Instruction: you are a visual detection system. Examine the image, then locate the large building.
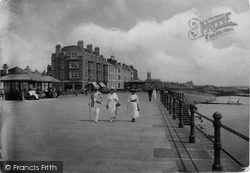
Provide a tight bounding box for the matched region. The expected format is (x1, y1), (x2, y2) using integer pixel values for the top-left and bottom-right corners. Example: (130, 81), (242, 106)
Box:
(51, 40), (108, 93)
(107, 56), (136, 90)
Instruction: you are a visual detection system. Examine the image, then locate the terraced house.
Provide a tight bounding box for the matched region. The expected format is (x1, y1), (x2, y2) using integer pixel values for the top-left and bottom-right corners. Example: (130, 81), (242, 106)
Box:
(51, 40), (108, 93)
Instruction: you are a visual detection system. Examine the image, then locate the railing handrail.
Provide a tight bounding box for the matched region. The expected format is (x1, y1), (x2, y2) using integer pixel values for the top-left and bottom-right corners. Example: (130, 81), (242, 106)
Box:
(192, 107), (249, 142)
(166, 91), (249, 142)
(160, 90), (248, 170)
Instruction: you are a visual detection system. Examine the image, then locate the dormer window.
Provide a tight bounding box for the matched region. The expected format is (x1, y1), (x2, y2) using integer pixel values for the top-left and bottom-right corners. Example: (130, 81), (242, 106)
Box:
(69, 52), (77, 59)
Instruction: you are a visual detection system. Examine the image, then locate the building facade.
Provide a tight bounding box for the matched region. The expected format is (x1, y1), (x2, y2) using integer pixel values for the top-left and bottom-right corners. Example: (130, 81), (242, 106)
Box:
(107, 62), (117, 89)
(107, 56), (136, 90)
(51, 40), (108, 93)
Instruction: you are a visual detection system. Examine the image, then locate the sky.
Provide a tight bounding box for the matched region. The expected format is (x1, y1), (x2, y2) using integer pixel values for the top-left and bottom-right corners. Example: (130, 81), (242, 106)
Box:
(0, 0), (249, 86)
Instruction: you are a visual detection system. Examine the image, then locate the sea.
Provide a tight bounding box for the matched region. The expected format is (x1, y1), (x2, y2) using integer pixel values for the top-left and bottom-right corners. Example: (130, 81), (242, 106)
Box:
(195, 96), (249, 167)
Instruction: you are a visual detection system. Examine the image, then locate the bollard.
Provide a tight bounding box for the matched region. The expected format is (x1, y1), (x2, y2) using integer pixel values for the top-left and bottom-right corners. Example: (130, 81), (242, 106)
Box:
(164, 92), (167, 107)
(189, 104), (197, 143)
(212, 111), (223, 171)
(169, 96), (172, 114)
(179, 100), (184, 128)
(173, 98), (176, 119)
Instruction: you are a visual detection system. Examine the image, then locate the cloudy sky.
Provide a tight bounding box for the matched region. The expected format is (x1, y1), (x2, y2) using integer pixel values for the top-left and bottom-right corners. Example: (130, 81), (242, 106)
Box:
(0, 0), (249, 86)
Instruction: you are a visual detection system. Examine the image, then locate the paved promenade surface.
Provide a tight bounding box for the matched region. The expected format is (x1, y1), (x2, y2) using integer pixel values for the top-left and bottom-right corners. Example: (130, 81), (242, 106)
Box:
(1, 92), (242, 172)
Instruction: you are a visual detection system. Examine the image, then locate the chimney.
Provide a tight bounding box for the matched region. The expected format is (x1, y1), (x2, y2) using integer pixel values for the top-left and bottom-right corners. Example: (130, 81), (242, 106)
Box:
(55, 44), (61, 57)
(77, 40), (84, 51)
(94, 47), (100, 56)
(87, 44), (93, 54)
(2, 64), (8, 75)
(111, 55), (115, 60)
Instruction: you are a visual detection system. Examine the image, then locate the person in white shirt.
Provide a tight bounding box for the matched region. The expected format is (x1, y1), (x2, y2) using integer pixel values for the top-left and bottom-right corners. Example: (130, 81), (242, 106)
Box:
(127, 89), (140, 122)
(106, 86), (119, 122)
(89, 87), (103, 123)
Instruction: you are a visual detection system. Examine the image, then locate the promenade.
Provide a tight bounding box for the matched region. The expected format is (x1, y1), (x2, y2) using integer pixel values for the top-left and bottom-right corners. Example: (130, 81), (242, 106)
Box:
(1, 92), (242, 172)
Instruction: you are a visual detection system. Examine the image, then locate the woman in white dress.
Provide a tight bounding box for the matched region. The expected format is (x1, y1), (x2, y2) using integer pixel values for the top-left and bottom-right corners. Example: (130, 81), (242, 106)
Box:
(127, 89), (140, 122)
(152, 88), (157, 101)
(106, 86), (118, 122)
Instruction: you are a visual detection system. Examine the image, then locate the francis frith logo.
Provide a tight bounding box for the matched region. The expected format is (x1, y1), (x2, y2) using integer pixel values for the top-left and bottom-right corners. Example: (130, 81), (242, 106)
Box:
(188, 12), (237, 40)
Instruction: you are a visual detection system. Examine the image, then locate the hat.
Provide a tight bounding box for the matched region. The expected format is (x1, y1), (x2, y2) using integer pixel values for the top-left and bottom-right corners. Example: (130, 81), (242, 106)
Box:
(130, 88), (136, 92)
(110, 86), (116, 90)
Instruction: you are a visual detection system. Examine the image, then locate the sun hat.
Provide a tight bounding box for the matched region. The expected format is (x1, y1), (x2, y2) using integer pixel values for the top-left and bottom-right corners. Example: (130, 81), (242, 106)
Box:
(130, 88), (136, 92)
(110, 86), (116, 90)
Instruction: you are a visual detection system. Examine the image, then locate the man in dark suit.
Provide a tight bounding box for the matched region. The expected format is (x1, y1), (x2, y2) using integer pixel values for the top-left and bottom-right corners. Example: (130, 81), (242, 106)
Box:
(147, 87), (153, 102)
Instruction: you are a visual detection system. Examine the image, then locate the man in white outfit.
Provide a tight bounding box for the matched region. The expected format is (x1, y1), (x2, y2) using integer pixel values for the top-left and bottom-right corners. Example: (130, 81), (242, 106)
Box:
(106, 86), (118, 122)
(89, 87), (103, 123)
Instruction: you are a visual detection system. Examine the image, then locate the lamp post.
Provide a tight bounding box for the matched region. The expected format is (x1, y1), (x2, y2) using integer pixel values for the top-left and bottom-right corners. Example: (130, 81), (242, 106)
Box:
(88, 77), (91, 94)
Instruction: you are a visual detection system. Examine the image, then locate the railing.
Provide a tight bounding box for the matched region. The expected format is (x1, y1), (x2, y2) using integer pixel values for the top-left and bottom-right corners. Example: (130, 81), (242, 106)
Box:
(160, 90), (249, 171)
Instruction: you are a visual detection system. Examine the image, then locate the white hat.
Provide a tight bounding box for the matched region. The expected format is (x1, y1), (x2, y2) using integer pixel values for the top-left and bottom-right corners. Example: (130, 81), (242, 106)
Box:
(110, 86), (116, 90)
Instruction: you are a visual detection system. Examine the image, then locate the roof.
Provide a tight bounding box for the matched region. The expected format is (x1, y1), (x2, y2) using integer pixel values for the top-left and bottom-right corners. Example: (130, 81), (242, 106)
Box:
(1, 73), (61, 82)
(107, 62), (116, 67)
(61, 45), (83, 53)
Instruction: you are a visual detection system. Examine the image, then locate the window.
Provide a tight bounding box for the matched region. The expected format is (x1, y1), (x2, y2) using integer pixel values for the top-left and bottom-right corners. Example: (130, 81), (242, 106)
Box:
(61, 61), (64, 69)
(69, 61), (79, 69)
(70, 52), (77, 59)
(52, 61), (55, 70)
(61, 71), (64, 79)
(118, 75), (120, 80)
(118, 83), (120, 88)
(4, 82), (10, 93)
(69, 71), (79, 78)
(118, 69), (120, 73)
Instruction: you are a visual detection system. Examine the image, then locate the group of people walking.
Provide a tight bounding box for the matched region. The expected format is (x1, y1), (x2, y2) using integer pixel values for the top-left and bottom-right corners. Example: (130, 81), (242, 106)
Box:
(89, 87), (141, 123)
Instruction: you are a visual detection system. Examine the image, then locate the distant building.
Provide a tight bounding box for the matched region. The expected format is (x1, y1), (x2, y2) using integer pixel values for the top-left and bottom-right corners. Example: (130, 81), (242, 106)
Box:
(51, 40), (108, 93)
(107, 56), (137, 90)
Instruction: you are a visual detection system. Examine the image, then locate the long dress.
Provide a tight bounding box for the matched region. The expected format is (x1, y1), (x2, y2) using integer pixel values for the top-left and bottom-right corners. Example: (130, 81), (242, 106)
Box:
(152, 89), (157, 100)
(107, 93), (118, 118)
(127, 94), (139, 118)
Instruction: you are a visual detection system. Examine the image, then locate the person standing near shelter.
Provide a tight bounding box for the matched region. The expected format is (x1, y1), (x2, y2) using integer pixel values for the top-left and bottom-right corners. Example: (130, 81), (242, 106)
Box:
(106, 86), (118, 122)
(152, 88), (157, 101)
(89, 87), (103, 123)
(147, 87), (153, 102)
(127, 89), (140, 122)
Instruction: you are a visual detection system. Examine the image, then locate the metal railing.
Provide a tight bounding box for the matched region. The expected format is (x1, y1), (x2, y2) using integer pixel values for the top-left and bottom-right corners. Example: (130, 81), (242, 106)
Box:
(160, 90), (249, 171)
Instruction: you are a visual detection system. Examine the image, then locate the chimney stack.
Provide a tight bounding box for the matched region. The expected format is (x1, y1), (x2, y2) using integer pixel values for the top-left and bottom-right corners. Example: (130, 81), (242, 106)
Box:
(87, 44), (93, 54)
(94, 47), (100, 56)
(2, 64), (8, 75)
(77, 40), (84, 51)
(55, 44), (61, 57)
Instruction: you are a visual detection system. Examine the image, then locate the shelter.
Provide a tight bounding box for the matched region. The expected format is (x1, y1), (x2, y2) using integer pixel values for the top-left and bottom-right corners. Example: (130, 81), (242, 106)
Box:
(1, 67), (61, 100)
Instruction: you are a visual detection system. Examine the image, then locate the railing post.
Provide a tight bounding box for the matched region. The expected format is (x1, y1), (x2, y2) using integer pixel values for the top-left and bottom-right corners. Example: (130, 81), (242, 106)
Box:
(189, 104), (197, 143)
(164, 92), (167, 107)
(169, 96), (172, 114)
(173, 98), (176, 119)
(166, 94), (169, 110)
(179, 100), (184, 128)
(212, 111), (223, 172)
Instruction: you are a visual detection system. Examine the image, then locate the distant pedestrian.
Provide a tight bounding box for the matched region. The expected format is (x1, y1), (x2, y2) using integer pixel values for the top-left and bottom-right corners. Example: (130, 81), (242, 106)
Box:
(127, 89), (140, 122)
(106, 86), (118, 122)
(89, 87), (103, 123)
(152, 88), (157, 101)
(147, 87), (153, 102)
